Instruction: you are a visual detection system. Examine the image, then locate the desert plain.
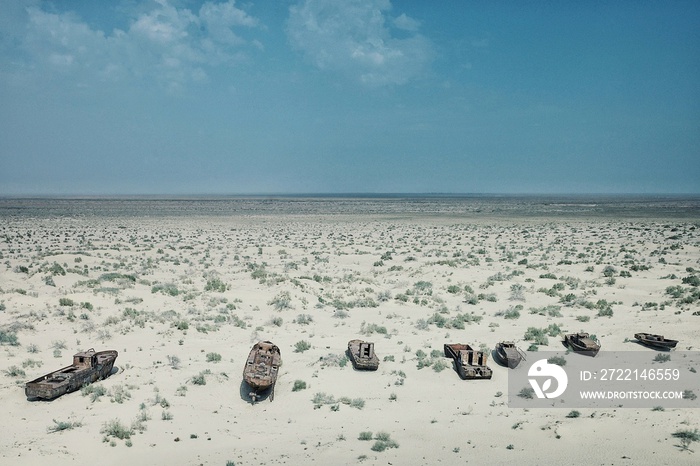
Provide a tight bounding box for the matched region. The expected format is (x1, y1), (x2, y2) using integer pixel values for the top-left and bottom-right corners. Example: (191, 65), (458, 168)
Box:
(0, 197), (699, 465)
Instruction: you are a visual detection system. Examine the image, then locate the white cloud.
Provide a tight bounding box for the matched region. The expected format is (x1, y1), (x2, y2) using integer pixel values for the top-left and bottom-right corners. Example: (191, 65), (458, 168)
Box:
(13, 0), (260, 91)
(287, 0), (433, 86)
(393, 13), (420, 32)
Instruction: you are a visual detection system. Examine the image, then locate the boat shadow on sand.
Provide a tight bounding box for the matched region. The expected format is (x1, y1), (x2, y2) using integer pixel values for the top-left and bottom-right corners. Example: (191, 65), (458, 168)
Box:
(239, 380), (273, 404)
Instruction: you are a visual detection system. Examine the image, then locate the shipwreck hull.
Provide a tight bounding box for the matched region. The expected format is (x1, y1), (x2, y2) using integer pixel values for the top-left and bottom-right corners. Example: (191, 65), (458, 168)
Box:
(444, 344), (492, 380)
(634, 333), (678, 349)
(495, 342), (525, 369)
(347, 339), (379, 371)
(25, 349), (118, 400)
(565, 333), (600, 356)
(243, 341), (281, 401)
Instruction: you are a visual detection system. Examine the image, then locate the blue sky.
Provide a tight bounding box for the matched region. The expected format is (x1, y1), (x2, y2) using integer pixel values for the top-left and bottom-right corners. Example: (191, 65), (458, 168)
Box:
(0, 0), (698, 195)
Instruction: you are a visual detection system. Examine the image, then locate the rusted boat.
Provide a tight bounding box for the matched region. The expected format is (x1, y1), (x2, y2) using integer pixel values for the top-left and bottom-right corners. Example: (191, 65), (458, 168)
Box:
(347, 339), (379, 371)
(444, 343), (492, 380)
(564, 332), (600, 356)
(495, 341), (526, 369)
(25, 348), (118, 400)
(243, 341), (281, 402)
(634, 333), (678, 350)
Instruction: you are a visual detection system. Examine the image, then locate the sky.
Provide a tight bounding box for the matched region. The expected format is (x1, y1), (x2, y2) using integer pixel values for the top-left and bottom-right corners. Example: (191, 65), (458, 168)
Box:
(0, 0), (699, 195)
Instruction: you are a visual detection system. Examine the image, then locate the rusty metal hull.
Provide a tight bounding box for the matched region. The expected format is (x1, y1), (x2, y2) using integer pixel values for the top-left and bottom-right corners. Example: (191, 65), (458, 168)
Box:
(495, 341), (525, 369)
(444, 343), (492, 380)
(25, 349), (118, 400)
(565, 333), (600, 356)
(347, 339), (379, 371)
(243, 341), (281, 401)
(634, 333), (678, 349)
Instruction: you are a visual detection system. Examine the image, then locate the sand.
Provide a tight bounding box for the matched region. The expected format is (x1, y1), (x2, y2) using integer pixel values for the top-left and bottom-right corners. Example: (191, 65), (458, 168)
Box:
(1, 211), (699, 465)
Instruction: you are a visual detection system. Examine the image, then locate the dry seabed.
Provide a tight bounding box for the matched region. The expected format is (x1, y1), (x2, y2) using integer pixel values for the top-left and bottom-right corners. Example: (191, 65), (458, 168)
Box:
(1, 215), (699, 465)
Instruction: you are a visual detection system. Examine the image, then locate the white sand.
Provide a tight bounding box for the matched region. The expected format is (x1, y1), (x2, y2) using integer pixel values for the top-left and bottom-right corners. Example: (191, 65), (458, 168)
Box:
(1, 214), (699, 465)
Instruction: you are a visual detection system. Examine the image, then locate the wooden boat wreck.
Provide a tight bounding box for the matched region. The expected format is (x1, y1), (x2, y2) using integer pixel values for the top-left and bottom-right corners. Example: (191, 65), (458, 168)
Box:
(243, 341), (281, 402)
(25, 348), (118, 400)
(347, 339), (379, 371)
(634, 333), (678, 350)
(495, 341), (526, 369)
(444, 343), (492, 380)
(564, 332), (600, 356)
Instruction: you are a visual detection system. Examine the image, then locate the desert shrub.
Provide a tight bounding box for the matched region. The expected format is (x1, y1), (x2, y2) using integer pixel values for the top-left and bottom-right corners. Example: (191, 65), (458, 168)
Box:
(654, 353), (671, 363)
(292, 380), (307, 392)
(101, 419), (133, 440)
(268, 291), (293, 311)
(294, 314), (313, 325)
(524, 327), (549, 345)
(682, 275), (700, 287)
(358, 431), (373, 441)
(503, 306), (521, 320)
(82, 384), (107, 402)
(672, 428), (700, 450)
(47, 419), (82, 433)
(4, 365), (26, 377)
(0, 330), (19, 346)
(509, 284), (525, 301)
(204, 278), (227, 292)
(518, 387), (535, 399)
(294, 340), (311, 353)
(547, 356), (566, 366)
(151, 283), (179, 296)
(206, 352), (222, 363)
(432, 359), (449, 372)
(371, 432), (399, 452)
(312, 392), (336, 409)
(191, 371), (210, 385)
(167, 355), (181, 369)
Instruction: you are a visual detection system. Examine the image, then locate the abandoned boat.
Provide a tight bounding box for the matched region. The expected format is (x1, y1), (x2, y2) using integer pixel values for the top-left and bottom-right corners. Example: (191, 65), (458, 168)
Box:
(25, 348), (118, 400)
(347, 339), (379, 371)
(243, 341), (281, 402)
(634, 333), (678, 349)
(564, 332), (600, 356)
(444, 343), (492, 380)
(495, 341), (526, 369)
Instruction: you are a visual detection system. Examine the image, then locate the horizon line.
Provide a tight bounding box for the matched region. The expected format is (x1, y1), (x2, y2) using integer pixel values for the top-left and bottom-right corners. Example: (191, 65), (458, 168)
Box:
(1, 192), (700, 199)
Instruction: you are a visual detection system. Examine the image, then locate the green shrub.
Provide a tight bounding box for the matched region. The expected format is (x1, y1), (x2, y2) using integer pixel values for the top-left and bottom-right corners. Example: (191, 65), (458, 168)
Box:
(672, 428), (700, 450)
(292, 380), (307, 392)
(204, 278), (227, 292)
(47, 419), (82, 433)
(358, 431), (373, 441)
(294, 340), (311, 353)
(0, 330), (19, 346)
(547, 356), (566, 366)
(101, 419), (133, 440)
(59, 298), (74, 307)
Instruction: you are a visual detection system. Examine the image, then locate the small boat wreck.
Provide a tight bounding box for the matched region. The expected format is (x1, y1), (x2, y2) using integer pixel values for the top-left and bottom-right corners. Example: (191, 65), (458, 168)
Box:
(495, 341), (526, 369)
(347, 339), (379, 371)
(243, 341), (281, 402)
(444, 343), (492, 380)
(25, 348), (118, 400)
(564, 332), (600, 356)
(634, 333), (678, 350)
